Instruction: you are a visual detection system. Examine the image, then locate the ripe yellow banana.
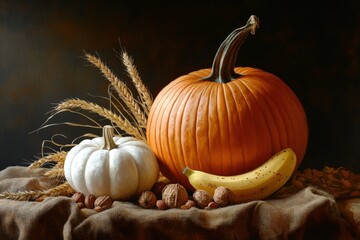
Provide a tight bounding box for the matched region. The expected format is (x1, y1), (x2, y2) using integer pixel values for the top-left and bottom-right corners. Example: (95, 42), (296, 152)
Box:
(182, 148), (297, 203)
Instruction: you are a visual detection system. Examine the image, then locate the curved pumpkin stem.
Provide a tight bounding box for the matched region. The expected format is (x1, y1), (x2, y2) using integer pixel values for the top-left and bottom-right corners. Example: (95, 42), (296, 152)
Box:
(203, 15), (260, 83)
(102, 125), (118, 150)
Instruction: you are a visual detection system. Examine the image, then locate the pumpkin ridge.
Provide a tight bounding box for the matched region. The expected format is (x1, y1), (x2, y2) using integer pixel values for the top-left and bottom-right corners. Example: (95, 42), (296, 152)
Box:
(246, 76), (286, 153)
(257, 76), (301, 157)
(192, 83), (204, 172)
(245, 73), (307, 164)
(239, 76), (278, 159)
(155, 79), (195, 182)
(149, 80), (183, 173)
(168, 82), (195, 176)
(218, 83), (233, 174)
(223, 82), (245, 173)
(196, 82), (214, 172)
(207, 83), (221, 173)
(178, 82), (204, 176)
(232, 79), (260, 172)
(247, 74), (291, 153)
(227, 81), (246, 173)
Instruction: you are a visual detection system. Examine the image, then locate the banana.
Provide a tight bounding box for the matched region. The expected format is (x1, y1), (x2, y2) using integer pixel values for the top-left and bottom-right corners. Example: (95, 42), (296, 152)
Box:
(182, 148), (297, 203)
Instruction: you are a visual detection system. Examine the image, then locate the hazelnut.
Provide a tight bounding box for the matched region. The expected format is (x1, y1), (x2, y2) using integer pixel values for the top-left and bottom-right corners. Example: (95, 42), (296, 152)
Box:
(85, 194), (96, 209)
(71, 192), (85, 204)
(180, 204), (191, 210)
(156, 199), (168, 210)
(162, 183), (189, 208)
(213, 186), (234, 207)
(185, 199), (196, 208)
(94, 196), (113, 212)
(180, 200), (196, 210)
(192, 189), (212, 209)
(138, 191), (157, 209)
(204, 201), (219, 210)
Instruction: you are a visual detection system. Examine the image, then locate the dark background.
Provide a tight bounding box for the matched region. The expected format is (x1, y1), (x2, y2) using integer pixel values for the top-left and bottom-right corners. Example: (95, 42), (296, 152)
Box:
(0, 1), (359, 171)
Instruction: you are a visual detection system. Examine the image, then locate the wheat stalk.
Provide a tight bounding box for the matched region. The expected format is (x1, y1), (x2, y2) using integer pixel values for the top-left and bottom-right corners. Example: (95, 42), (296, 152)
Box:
(0, 182), (75, 201)
(121, 51), (153, 115)
(55, 98), (144, 140)
(44, 165), (64, 180)
(85, 53), (148, 128)
(28, 151), (67, 170)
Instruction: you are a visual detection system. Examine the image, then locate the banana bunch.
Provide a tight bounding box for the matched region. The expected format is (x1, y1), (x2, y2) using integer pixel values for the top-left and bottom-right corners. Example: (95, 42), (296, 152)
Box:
(182, 148), (297, 204)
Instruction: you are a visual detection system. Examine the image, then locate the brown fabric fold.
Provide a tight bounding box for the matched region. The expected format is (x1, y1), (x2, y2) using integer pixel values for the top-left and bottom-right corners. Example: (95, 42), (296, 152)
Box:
(0, 166), (358, 240)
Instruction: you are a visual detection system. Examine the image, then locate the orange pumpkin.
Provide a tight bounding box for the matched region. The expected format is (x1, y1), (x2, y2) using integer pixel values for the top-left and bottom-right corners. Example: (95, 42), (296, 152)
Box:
(146, 15), (308, 190)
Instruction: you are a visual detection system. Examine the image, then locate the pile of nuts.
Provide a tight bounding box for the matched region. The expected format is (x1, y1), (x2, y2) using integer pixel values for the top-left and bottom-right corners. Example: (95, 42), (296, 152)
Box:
(71, 192), (113, 212)
(280, 166), (360, 199)
(70, 166), (359, 212)
(138, 183), (235, 210)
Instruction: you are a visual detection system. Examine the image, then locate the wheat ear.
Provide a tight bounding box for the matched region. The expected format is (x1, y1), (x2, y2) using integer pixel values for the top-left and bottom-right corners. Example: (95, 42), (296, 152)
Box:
(55, 98), (144, 139)
(28, 151), (67, 170)
(85, 53), (147, 128)
(0, 182), (75, 201)
(44, 162), (65, 180)
(121, 51), (153, 115)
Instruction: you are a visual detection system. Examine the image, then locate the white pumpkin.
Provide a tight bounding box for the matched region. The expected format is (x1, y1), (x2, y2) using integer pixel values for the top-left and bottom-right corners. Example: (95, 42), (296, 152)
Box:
(64, 125), (159, 200)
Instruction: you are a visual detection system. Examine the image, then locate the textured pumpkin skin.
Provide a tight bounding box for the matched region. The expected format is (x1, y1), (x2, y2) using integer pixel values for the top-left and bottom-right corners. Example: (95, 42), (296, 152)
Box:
(146, 67), (308, 190)
(64, 136), (159, 200)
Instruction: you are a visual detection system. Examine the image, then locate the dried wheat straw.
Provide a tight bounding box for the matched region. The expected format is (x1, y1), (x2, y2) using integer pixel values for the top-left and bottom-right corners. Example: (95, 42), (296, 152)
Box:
(0, 182), (75, 201)
(28, 151), (67, 170)
(55, 98), (144, 139)
(44, 167), (64, 179)
(85, 53), (148, 128)
(121, 51), (153, 115)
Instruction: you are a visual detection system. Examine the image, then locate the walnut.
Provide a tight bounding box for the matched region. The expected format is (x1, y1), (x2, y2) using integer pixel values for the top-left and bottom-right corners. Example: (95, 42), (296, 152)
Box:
(85, 194), (96, 209)
(213, 186), (234, 207)
(162, 183), (189, 208)
(192, 189), (212, 209)
(71, 192), (85, 204)
(138, 191), (157, 209)
(94, 196), (113, 212)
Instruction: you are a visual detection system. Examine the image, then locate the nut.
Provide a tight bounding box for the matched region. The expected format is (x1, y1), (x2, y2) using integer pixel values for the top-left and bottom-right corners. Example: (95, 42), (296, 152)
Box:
(162, 183), (189, 208)
(138, 191), (157, 209)
(156, 199), (168, 210)
(192, 190), (212, 209)
(185, 199), (196, 208)
(204, 201), (219, 210)
(71, 192), (85, 204)
(213, 186), (234, 207)
(180, 204), (191, 210)
(85, 194), (96, 209)
(180, 200), (196, 210)
(94, 196), (113, 212)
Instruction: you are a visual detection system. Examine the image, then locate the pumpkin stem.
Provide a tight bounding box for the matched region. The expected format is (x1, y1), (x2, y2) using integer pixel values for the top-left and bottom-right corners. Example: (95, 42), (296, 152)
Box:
(102, 125), (118, 150)
(203, 15), (260, 83)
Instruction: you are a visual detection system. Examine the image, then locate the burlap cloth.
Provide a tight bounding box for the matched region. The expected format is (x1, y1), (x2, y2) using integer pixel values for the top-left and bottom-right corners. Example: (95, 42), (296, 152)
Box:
(0, 166), (359, 240)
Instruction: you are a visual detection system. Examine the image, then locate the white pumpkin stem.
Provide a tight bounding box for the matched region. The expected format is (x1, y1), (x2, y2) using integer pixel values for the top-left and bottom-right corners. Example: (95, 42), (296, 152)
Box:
(204, 15), (260, 83)
(102, 125), (118, 150)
